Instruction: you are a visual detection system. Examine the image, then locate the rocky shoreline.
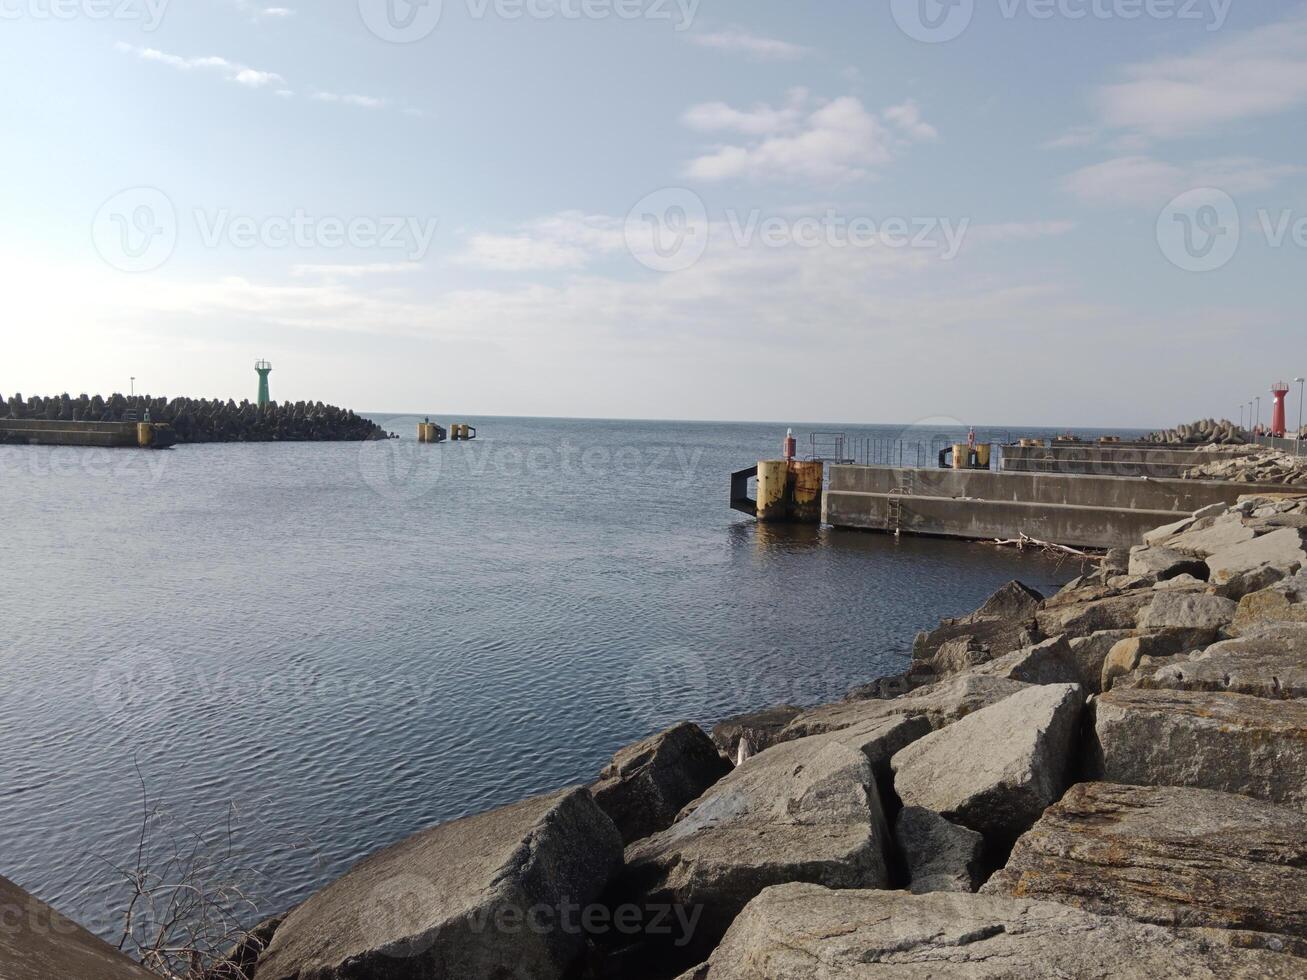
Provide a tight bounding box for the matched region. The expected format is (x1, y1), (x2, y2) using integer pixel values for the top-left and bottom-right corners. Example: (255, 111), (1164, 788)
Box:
(6, 493), (1307, 979)
(0, 393), (388, 444)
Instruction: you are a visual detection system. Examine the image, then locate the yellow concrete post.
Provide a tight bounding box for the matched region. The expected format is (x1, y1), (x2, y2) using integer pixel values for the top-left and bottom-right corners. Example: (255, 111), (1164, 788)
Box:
(136, 423), (153, 448)
(952, 443), (968, 469)
(756, 460), (789, 522)
(789, 460), (824, 523)
(975, 444), (992, 469)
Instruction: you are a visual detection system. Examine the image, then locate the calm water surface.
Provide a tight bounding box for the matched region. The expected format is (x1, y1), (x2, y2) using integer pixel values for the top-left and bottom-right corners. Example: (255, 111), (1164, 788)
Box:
(0, 416), (1114, 935)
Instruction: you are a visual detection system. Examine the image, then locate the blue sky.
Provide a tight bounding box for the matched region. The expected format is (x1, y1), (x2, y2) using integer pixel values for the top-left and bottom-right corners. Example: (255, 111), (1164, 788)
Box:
(2, 0), (1304, 426)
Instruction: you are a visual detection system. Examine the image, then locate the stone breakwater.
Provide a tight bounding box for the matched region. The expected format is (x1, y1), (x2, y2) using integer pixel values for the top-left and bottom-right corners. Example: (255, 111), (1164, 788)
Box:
(0, 393), (387, 444)
(1144, 417), (1251, 445)
(5, 497), (1307, 979)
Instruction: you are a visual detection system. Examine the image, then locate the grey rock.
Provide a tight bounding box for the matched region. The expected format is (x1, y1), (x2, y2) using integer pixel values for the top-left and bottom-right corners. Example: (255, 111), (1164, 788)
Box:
(984, 782), (1307, 954)
(969, 636), (1081, 685)
(0, 875), (157, 980)
(1167, 515), (1258, 556)
(1101, 632), (1202, 692)
(1208, 527), (1307, 584)
(1215, 562), (1296, 600)
(895, 806), (986, 893)
(1153, 573), (1208, 592)
(1128, 545), (1209, 581)
(969, 580), (1045, 621)
(1102, 546), (1131, 573)
(1232, 569), (1307, 634)
(890, 683), (1085, 840)
(621, 735), (890, 957)
(1089, 687), (1307, 810)
(592, 722), (731, 844)
(1067, 629), (1134, 693)
(691, 884), (1298, 979)
(1136, 591), (1237, 637)
(780, 673), (1029, 744)
(1144, 623), (1307, 699)
(710, 705), (801, 759)
(1035, 590), (1153, 637)
(256, 787), (623, 980)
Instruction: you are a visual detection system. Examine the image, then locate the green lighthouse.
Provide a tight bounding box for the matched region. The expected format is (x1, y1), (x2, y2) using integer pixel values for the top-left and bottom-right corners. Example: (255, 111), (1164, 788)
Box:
(255, 359), (272, 407)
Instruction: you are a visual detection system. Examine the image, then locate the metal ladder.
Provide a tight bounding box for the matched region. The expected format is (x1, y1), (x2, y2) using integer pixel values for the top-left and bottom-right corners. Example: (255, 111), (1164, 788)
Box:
(886, 470), (916, 536)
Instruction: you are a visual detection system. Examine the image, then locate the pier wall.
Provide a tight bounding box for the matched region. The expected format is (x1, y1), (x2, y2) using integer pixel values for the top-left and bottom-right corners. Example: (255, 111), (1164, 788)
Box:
(999, 444), (1254, 478)
(824, 465), (1265, 549)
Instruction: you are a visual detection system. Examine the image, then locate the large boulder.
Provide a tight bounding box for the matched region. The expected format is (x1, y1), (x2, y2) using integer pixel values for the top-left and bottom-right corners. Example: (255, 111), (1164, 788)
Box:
(1144, 623), (1307, 699)
(0, 875), (157, 980)
(1208, 528), (1307, 584)
(1164, 515), (1257, 556)
(1089, 688), (1307, 810)
(967, 636), (1081, 686)
(1128, 545), (1209, 581)
(984, 782), (1307, 953)
(1232, 570), (1307, 634)
(592, 722), (731, 844)
(620, 736), (890, 959)
(690, 884), (1299, 978)
(710, 706), (801, 760)
(1035, 590), (1153, 636)
(895, 806), (986, 894)
(890, 684), (1085, 841)
(911, 581), (1044, 669)
(255, 787), (623, 980)
(779, 673), (1029, 743)
(1066, 629), (1134, 693)
(1135, 591), (1237, 642)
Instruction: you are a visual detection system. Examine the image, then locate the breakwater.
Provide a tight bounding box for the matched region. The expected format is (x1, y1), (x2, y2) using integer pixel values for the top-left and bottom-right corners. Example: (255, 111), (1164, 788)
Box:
(0, 393), (387, 444)
(8, 486), (1304, 978)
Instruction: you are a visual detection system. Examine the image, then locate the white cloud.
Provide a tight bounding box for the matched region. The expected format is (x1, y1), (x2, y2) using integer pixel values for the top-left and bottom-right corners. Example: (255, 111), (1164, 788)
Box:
(311, 92), (389, 110)
(116, 42), (284, 88)
(1062, 155), (1303, 207)
(1091, 7), (1307, 139)
(883, 100), (938, 142)
(683, 93), (937, 182)
(459, 212), (624, 270)
(291, 263), (422, 279)
(689, 30), (810, 61)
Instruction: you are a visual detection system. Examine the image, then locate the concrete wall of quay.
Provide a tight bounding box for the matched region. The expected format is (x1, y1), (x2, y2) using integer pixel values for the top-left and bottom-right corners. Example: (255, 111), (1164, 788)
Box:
(823, 465), (1266, 550)
(999, 443), (1255, 478)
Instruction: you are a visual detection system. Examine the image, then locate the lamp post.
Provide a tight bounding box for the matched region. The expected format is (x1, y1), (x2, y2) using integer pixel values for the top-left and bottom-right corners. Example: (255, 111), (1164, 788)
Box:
(1239, 405), (1245, 430)
(130, 376), (135, 397)
(1256, 396), (1262, 435)
(1296, 378), (1305, 457)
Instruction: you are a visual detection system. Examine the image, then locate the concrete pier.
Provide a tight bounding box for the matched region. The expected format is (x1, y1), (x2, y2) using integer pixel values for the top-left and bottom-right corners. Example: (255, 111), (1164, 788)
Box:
(824, 465), (1274, 550)
(0, 419), (175, 449)
(1000, 443), (1256, 479)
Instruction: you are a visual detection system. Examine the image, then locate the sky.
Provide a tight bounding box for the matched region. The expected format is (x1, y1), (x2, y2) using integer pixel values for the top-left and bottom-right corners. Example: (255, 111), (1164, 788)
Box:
(1, 0), (1305, 427)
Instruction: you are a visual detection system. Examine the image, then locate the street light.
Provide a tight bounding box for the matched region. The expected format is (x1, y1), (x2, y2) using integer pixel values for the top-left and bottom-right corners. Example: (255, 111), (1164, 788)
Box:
(1296, 378), (1305, 457)
(130, 376), (135, 397)
(1256, 396), (1262, 435)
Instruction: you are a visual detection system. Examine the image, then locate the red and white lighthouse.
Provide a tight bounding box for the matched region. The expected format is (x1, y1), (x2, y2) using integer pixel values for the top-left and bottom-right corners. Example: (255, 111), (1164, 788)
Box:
(1271, 381), (1290, 437)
